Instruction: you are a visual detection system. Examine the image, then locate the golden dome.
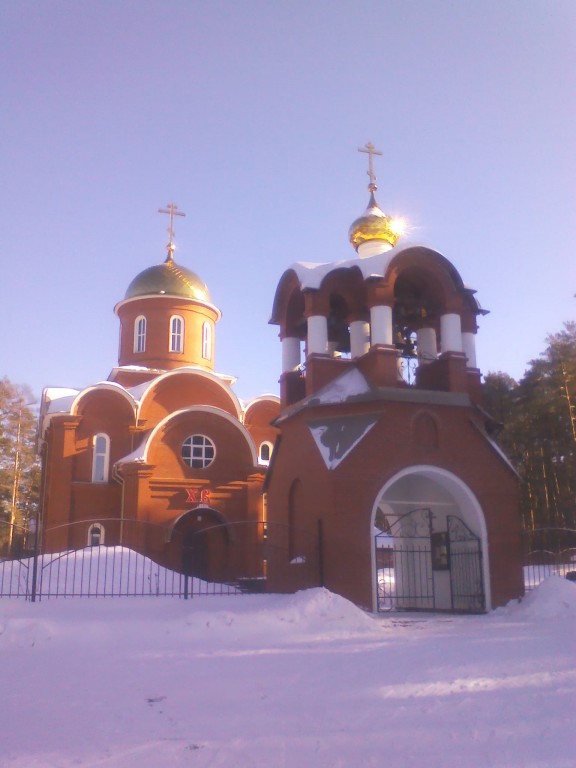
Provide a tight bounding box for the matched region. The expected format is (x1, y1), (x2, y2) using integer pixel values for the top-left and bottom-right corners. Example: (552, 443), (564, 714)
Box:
(124, 255), (211, 302)
(348, 191), (401, 251)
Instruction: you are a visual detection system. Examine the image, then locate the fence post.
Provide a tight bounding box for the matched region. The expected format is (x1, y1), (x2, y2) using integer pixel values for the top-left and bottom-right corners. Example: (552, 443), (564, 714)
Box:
(30, 516), (40, 602)
(317, 518), (324, 588)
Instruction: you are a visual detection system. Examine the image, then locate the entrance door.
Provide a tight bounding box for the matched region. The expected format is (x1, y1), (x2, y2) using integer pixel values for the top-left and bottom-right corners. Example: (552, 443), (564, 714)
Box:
(174, 509), (230, 583)
(182, 528), (209, 581)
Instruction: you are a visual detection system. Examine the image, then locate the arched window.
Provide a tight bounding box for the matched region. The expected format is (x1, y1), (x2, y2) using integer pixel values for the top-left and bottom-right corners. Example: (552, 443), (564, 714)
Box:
(169, 315), (184, 353)
(88, 523), (105, 547)
(258, 441), (273, 466)
(92, 433), (110, 482)
(202, 322), (212, 360)
(134, 315), (146, 353)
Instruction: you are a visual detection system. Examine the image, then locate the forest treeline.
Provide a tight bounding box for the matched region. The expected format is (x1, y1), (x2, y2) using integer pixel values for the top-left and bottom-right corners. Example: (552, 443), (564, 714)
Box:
(0, 322), (574, 555)
(483, 321), (576, 533)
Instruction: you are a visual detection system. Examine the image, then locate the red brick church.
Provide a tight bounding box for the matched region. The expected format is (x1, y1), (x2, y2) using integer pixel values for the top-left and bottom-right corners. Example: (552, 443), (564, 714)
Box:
(38, 149), (524, 611)
(38, 204), (279, 582)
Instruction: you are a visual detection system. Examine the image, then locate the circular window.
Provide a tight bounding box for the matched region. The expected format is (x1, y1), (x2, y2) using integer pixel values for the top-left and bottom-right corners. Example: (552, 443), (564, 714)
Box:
(181, 435), (216, 469)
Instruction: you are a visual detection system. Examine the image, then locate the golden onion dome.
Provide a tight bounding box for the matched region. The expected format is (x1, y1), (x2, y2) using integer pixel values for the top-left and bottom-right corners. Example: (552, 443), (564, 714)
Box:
(348, 191), (401, 251)
(124, 254), (211, 302)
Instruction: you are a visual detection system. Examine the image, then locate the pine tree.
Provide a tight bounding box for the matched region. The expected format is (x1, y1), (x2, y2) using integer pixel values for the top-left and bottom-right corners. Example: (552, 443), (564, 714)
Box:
(0, 377), (41, 557)
(483, 322), (576, 538)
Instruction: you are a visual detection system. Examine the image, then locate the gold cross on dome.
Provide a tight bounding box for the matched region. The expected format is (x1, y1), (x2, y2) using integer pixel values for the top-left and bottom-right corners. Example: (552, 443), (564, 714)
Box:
(158, 202), (186, 257)
(358, 142), (383, 190)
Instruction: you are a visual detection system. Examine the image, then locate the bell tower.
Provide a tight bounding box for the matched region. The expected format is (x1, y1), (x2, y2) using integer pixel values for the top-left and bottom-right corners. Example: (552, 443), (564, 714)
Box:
(270, 144), (485, 406)
(264, 143), (523, 613)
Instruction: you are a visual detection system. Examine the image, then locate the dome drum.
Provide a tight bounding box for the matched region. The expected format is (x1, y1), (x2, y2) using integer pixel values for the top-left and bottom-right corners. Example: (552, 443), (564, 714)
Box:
(116, 256), (220, 373)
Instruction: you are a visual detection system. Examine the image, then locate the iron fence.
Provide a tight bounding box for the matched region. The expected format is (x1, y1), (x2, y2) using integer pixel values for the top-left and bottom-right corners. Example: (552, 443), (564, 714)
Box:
(522, 527), (576, 591)
(0, 517), (322, 601)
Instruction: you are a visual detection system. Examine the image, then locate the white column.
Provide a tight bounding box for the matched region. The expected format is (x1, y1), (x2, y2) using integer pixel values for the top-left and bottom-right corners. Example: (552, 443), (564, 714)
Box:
(370, 305), (393, 346)
(440, 313), (463, 353)
(416, 327), (437, 364)
(462, 332), (477, 368)
(282, 337), (301, 372)
(350, 321), (370, 358)
(307, 315), (328, 355)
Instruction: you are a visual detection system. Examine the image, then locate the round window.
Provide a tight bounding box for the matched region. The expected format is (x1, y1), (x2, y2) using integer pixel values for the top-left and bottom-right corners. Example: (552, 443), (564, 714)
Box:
(181, 435), (216, 469)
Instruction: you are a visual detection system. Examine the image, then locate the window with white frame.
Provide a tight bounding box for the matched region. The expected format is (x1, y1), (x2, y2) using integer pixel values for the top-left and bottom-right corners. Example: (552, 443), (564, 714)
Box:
(258, 441), (273, 466)
(88, 523), (105, 547)
(134, 315), (146, 353)
(181, 435), (216, 469)
(170, 315), (184, 353)
(202, 322), (212, 360)
(92, 433), (110, 482)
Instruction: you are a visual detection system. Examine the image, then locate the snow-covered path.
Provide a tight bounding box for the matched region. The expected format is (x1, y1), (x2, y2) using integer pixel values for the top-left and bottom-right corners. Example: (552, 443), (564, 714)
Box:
(1, 580), (575, 767)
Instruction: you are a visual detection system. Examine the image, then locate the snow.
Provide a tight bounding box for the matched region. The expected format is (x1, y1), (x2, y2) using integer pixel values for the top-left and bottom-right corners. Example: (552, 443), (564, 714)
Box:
(43, 389), (78, 414)
(0, 579), (575, 767)
(310, 367), (371, 404)
(0, 547), (215, 599)
(290, 240), (413, 289)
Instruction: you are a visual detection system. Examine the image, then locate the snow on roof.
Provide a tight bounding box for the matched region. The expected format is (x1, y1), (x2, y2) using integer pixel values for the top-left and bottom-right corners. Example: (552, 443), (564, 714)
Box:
(126, 381), (151, 400)
(310, 368), (371, 405)
(113, 365), (152, 372)
(44, 388), (79, 414)
(115, 438), (150, 465)
(290, 240), (422, 290)
(275, 367), (372, 425)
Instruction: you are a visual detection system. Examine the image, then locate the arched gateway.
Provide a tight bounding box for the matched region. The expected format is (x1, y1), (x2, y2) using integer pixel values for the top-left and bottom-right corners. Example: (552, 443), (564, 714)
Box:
(372, 467), (489, 613)
(171, 507), (232, 583)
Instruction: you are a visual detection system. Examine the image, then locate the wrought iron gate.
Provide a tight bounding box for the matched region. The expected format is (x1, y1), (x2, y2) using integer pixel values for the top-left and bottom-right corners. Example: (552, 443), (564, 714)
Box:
(447, 515), (485, 612)
(376, 508), (434, 612)
(375, 508), (485, 613)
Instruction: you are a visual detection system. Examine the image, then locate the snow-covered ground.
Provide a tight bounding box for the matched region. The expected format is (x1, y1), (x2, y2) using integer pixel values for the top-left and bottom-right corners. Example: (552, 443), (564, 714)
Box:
(1, 578), (575, 768)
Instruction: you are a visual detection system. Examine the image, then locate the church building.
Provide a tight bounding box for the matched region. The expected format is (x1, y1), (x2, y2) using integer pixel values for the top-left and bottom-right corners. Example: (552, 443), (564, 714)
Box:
(38, 147), (524, 612)
(264, 143), (524, 612)
(38, 204), (279, 582)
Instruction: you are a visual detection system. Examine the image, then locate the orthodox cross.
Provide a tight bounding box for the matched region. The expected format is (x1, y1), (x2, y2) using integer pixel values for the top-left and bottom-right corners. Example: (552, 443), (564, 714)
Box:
(358, 142), (383, 190)
(158, 202), (186, 258)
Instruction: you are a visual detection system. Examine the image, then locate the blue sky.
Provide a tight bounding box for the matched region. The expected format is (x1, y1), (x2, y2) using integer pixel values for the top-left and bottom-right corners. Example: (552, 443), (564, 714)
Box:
(1, 1), (575, 403)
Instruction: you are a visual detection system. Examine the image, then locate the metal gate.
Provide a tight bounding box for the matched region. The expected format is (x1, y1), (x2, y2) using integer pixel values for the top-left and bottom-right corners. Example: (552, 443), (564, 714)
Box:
(376, 508), (434, 612)
(447, 515), (485, 612)
(375, 508), (485, 613)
